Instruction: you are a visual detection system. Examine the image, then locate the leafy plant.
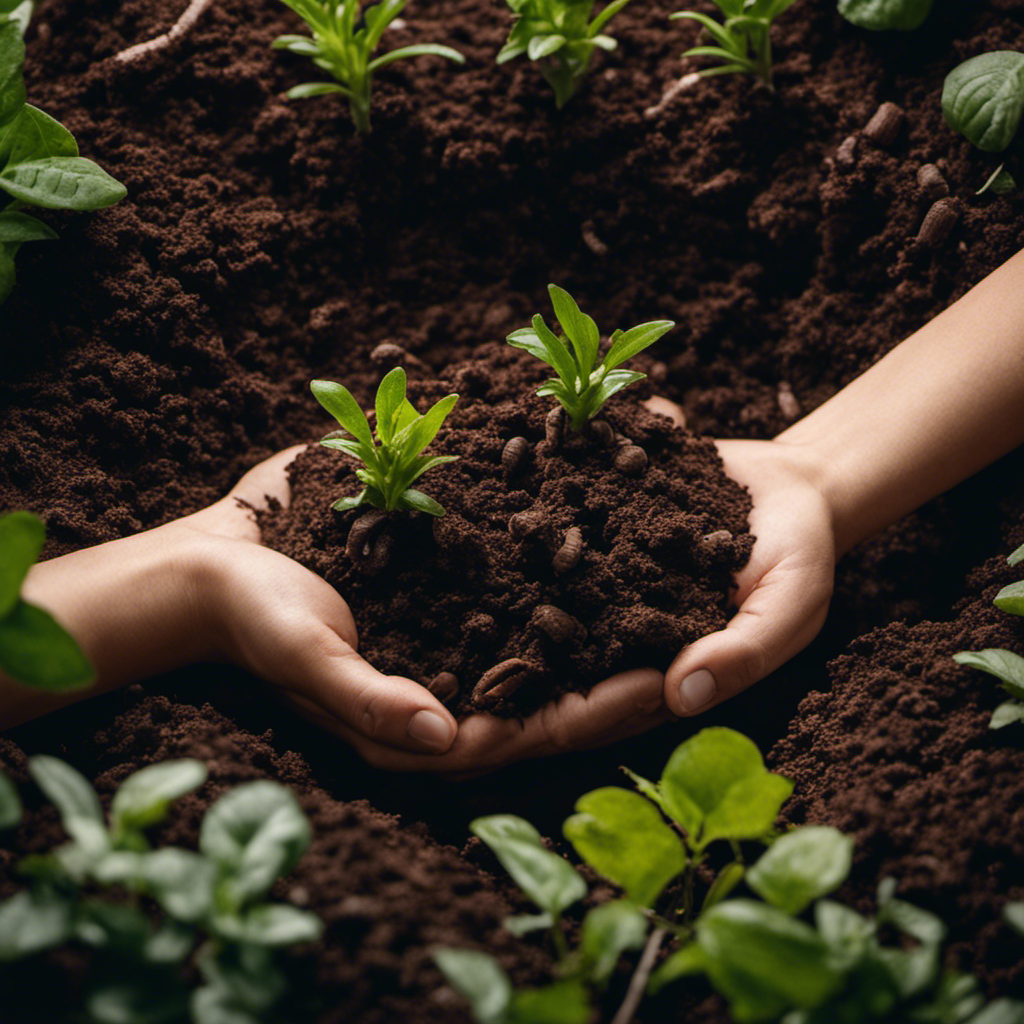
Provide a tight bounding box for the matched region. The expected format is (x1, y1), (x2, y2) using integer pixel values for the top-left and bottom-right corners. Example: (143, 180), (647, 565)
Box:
(669, 0), (797, 90)
(1, 0), (32, 36)
(497, 0), (635, 109)
(272, 0), (465, 133)
(954, 540), (1024, 730)
(0, 20), (126, 305)
(434, 727), (1021, 1024)
(0, 756), (321, 1023)
(0, 510), (93, 690)
(943, 51), (1024, 196)
(507, 284), (673, 432)
(837, 0), (932, 31)
(312, 366), (459, 517)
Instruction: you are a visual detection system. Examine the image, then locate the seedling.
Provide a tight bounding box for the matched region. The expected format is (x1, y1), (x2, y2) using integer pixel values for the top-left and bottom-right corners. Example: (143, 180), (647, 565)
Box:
(497, 0), (636, 109)
(669, 0), (797, 90)
(311, 367), (458, 516)
(837, 0), (932, 31)
(272, 0), (465, 134)
(507, 284), (673, 432)
(435, 727), (1017, 1024)
(943, 51), (1024, 196)
(0, 21), (126, 305)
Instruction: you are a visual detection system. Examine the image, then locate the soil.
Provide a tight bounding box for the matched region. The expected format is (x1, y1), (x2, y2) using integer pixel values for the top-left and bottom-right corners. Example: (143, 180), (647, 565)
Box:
(258, 354), (753, 717)
(2, 0), (1024, 1021)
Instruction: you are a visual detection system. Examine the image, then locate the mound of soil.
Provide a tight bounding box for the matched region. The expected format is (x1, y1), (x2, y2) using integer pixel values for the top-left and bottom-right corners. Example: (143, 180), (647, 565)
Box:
(259, 346), (752, 717)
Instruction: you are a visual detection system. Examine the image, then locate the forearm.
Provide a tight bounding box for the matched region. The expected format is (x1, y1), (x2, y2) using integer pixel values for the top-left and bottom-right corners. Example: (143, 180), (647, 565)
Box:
(0, 525), (215, 729)
(777, 249), (1024, 556)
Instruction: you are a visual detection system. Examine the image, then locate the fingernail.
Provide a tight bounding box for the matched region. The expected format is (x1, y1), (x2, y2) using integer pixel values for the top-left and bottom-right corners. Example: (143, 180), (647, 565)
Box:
(679, 669), (716, 712)
(408, 709), (454, 751)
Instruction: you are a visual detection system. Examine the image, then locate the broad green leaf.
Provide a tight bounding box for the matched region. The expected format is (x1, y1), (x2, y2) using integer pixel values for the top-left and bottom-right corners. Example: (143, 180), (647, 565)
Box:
(96, 848), (217, 921)
(0, 104), (77, 168)
(200, 780), (311, 906)
(648, 943), (707, 995)
(1005, 902), (1024, 935)
(531, 314), (579, 390)
(0, 156), (126, 210)
(0, 21), (25, 128)
(28, 755), (104, 833)
(374, 366), (407, 444)
(0, 599), (95, 690)
(471, 814), (586, 917)
(509, 981), (590, 1024)
(580, 900), (647, 983)
(332, 491), (367, 512)
(195, 943), (286, 1015)
(392, 392), (458, 456)
(191, 987), (261, 1024)
(837, 0), (933, 30)
(0, 889), (72, 959)
(143, 920), (195, 964)
(213, 904), (323, 946)
(548, 284), (600, 373)
(286, 81), (352, 99)
(368, 43), (465, 72)
(994, 580), (1024, 616)
(527, 34), (567, 60)
(746, 826), (854, 915)
(0, 210), (56, 242)
(563, 787), (685, 907)
(813, 900), (874, 951)
(507, 327), (557, 369)
(111, 759), (207, 833)
(397, 487), (445, 516)
(0, 770), (20, 827)
(876, 885), (945, 946)
(991, 700), (1024, 729)
(3, 1), (32, 37)
(702, 772), (794, 846)
(394, 398), (419, 433)
(942, 52), (1024, 153)
(1008, 541), (1024, 566)
(75, 898), (150, 950)
(589, 368), (645, 413)
(0, 509), (44, 618)
(953, 649), (1024, 700)
(433, 948), (512, 1024)
(311, 380), (373, 446)
(968, 999), (1024, 1024)
(602, 319), (674, 370)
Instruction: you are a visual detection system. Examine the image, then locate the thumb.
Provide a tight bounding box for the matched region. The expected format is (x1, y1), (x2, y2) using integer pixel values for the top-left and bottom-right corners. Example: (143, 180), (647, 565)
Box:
(663, 559), (832, 717)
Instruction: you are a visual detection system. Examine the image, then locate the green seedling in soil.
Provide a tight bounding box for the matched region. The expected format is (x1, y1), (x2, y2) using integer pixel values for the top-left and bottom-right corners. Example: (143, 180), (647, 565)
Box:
(669, 0), (797, 90)
(954, 540), (1024, 731)
(312, 366), (459, 516)
(837, 0), (933, 31)
(497, 0), (635, 109)
(434, 726), (1019, 1024)
(0, 20), (126, 306)
(273, 0), (465, 133)
(0, 510), (93, 691)
(943, 51), (1024, 197)
(507, 284), (673, 432)
(0, 757), (322, 1023)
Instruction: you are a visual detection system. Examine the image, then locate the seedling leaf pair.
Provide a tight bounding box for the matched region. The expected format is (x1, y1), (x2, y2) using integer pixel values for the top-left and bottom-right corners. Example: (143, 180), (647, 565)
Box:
(312, 367), (459, 516)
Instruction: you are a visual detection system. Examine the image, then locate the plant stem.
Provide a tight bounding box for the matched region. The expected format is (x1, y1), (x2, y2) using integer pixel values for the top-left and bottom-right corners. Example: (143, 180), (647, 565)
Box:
(349, 76), (372, 133)
(609, 927), (667, 1024)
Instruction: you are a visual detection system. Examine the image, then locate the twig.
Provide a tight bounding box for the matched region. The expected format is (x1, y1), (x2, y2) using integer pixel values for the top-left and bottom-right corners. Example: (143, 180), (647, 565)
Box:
(113, 0), (215, 63)
(609, 927), (667, 1024)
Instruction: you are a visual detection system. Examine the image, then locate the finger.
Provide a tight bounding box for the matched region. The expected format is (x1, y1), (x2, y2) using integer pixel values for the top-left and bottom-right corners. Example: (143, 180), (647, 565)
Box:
(663, 558), (832, 717)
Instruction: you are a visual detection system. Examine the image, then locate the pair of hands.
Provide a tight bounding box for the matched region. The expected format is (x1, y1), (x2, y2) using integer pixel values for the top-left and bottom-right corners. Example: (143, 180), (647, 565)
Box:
(175, 423), (836, 773)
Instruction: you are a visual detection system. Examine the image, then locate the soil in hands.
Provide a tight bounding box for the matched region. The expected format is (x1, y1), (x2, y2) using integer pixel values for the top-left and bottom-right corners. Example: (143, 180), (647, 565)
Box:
(259, 343), (753, 718)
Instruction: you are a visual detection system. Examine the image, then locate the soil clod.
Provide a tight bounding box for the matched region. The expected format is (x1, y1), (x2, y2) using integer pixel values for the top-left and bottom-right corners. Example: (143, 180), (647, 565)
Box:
(587, 419), (616, 448)
(472, 658), (536, 708)
(917, 199), (959, 248)
(614, 445), (648, 477)
(553, 526), (584, 573)
(426, 671), (460, 704)
(509, 509), (546, 540)
(370, 342), (425, 370)
(863, 102), (904, 147)
(917, 163), (950, 201)
(346, 510), (393, 576)
(836, 134), (858, 167)
(532, 605), (587, 645)
(777, 382), (801, 422)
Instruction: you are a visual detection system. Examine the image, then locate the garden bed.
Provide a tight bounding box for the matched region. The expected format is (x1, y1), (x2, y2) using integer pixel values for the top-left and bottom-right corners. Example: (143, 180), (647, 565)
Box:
(2, 0), (1024, 1019)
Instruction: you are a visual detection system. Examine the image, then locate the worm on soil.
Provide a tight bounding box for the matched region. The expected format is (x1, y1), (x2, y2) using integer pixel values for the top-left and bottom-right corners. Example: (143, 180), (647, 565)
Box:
(545, 407), (566, 448)
(644, 72), (701, 118)
(532, 605), (587, 645)
(581, 220), (609, 256)
(346, 510), (392, 576)
(863, 102), (904, 147)
(553, 526), (584, 573)
(614, 445), (648, 477)
(426, 672), (459, 704)
(113, 0), (216, 62)
(472, 659), (536, 708)
(502, 437), (530, 480)
(917, 199), (959, 248)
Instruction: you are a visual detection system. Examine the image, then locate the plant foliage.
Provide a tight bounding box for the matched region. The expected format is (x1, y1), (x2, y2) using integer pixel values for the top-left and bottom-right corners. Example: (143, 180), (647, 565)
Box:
(273, 0), (464, 133)
(669, 0), (797, 90)
(312, 366), (459, 517)
(497, 0), (635, 108)
(837, 0), (932, 31)
(0, 20), (126, 305)
(507, 284), (673, 431)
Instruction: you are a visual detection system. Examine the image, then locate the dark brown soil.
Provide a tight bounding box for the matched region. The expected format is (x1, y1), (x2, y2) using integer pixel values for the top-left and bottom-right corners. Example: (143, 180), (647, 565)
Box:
(2, 0), (1024, 1019)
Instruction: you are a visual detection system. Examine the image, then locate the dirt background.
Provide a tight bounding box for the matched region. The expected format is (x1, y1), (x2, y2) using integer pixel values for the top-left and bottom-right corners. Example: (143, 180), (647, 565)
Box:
(1, 0), (1024, 1019)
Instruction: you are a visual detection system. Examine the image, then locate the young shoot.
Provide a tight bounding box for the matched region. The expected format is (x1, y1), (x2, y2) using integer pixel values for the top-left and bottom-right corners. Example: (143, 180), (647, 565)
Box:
(273, 0), (465, 134)
(497, 0), (636, 109)
(669, 0), (797, 90)
(311, 367), (458, 517)
(506, 284), (673, 431)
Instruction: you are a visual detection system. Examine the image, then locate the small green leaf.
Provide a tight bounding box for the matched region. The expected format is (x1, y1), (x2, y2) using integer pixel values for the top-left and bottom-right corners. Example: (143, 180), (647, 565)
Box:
(968, 999), (1024, 1024)
(588, 368), (646, 414)
(580, 900), (647, 983)
(191, 986), (262, 1024)
(943, 51), (1024, 153)
(213, 904), (323, 946)
(471, 814), (586, 917)
(397, 487), (446, 516)
(0, 156), (126, 210)
(0, 888), (72, 959)
(994, 580), (1024, 616)
(286, 81), (352, 99)
(701, 860), (745, 912)
(504, 912), (553, 936)
(139, 848), (216, 921)
(978, 164), (1017, 196)
(876, 881), (946, 946)
(563, 787), (686, 907)
(87, 980), (190, 1024)
(813, 899), (874, 949)
(507, 327), (557, 368)
(28, 754), (104, 833)
(433, 948), (512, 1024)
(1008, 541), (1024, 566)
(0, 770), (21, 828)
(374, 366), (407, 444)
(392, 392), (458, 457)
(111, 759), (208, 833)
(991, 700), (1024, 729)
(746, 826), (854, 915)
(1005, 902), (1024, 936)
(837, 0), (933, 31)
(0, 509), (44, 618)
(367, 43), (466, 72)
(0, 599), (95, 691)
(602, 319), (674, 370)
(0, 103), (77, 167)
(548, 284), (600, 373)
(0, 21), (26, 128)
(143, 920), (195, 964)
(311, 380), (373, 446)
(647, 943), (707, 995)
(0, 210), (56, 242)
(531, 314), (579, 390)
(953, 649), (1024, 700)
(509, 981), (590, 1024)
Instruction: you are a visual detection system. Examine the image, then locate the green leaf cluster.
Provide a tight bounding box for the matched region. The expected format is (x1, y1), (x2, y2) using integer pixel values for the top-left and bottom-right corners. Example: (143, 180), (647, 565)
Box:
(507, 284), (673, 432)
(0, 510), (94, 691)
(497, 0), (635, 108)
(0, 759), (321, 1023)
(669, 0), (798, 90)
(954, 540), (1024, 730)
(837, 0), (933, 32)
(273, 0), (464, 133)
(0, 20), (126, 305)
(312, 367), (459, 517)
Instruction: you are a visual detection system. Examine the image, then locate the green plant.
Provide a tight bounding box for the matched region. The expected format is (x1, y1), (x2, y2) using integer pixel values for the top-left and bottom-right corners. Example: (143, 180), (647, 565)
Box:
(669, 0), (797, 90)
(943, 51), (1024, 196)
(497, 0), (635, 108)
(1, 0), (32, 35)
(507, 284), (673, 432)
(0, 511), (93, 690)
(0, 756), (321, 1023)
(434, 727), (1021, 1024)
(311, 366), (459, 516)
(837, 0), (932, 31)
(0, 20), (126, 306)
(272, 0), (465, 133)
